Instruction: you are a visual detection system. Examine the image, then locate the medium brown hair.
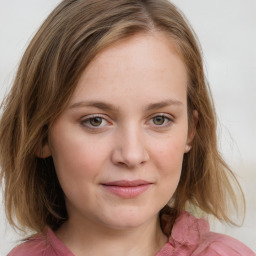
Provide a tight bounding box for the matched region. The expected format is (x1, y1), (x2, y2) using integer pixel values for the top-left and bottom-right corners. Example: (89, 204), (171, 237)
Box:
(0, 0), (244, 234)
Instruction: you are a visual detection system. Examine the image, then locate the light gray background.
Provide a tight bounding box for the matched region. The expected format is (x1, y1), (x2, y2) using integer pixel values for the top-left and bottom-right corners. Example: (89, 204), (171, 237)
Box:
(0, 0), (255, 255)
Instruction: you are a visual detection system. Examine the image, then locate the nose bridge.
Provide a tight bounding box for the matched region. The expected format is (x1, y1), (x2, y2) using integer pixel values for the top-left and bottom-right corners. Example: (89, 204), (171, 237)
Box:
(112, 122), (149, 168)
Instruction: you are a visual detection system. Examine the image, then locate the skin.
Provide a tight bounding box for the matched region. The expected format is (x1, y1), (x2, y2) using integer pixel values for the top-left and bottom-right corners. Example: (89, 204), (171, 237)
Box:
(44, 32), (196, 256)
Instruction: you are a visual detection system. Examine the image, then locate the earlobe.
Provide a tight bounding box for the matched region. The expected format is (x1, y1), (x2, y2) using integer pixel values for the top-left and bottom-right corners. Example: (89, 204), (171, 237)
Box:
(184, 144), (192, 153)
(36, 143), (51, 159)
(185, 110), (198, 153)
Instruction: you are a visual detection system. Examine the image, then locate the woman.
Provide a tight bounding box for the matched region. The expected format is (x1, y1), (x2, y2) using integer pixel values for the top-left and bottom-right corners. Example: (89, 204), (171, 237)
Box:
(0, 0), (255, 255)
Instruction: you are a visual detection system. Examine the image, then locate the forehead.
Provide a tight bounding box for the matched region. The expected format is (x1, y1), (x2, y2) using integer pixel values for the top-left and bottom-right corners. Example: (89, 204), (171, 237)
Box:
(69, 32), (188, 106)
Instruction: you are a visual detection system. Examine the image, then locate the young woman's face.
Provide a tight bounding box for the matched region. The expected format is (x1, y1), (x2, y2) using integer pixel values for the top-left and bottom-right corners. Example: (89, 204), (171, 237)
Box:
(46, 32), (194, 230)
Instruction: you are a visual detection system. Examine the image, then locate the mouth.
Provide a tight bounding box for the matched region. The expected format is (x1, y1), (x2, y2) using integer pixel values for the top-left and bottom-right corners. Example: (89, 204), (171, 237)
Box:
(101, 180), (153, 199)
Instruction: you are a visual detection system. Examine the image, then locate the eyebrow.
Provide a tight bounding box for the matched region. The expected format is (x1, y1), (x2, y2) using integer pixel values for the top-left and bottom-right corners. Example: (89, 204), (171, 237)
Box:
(69, 99), (183, 112)
(69, 101), (119, 112)
(145, 99), (183, 111)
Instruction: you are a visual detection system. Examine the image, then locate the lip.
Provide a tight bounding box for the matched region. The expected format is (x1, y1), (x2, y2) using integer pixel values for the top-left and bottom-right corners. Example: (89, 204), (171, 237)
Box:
(101, 180), (152, 199)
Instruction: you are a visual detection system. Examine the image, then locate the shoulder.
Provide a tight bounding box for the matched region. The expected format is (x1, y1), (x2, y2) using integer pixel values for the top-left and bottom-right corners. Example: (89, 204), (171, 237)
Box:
(194, 231), (256, 256)
(8, 228), (74, 256)
(8, 235), (46, 256)
(8, 232), (55, 256)
(169, 211), (255, 256)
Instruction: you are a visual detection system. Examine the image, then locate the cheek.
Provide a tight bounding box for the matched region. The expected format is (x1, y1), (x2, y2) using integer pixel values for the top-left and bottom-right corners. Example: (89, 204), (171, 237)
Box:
(153, 133), (186, 170)
(49, 126), (109, 182)
(48, 128), (112, 207)
(155, 145), (184, 186)
(150, 132), (187, 196)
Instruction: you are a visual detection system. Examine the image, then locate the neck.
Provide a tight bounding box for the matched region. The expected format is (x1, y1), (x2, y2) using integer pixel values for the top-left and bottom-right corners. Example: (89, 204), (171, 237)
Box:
(55, 215), (167, 256)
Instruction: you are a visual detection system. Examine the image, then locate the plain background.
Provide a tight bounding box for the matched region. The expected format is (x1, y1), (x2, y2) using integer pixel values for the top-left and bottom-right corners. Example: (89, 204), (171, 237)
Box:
(0, 0), (255, 255)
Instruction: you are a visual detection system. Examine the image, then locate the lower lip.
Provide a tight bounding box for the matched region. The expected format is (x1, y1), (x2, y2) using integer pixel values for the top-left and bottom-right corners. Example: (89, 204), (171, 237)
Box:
(102, 184), (151, 199)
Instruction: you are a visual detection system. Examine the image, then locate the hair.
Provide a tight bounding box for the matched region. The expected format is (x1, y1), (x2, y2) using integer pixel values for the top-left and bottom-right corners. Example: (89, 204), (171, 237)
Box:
(0, 0), (244, 234)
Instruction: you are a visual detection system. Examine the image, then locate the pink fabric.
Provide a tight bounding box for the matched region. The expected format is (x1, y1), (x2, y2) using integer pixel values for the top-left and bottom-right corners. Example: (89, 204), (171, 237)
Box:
(8, 211), (256, 256)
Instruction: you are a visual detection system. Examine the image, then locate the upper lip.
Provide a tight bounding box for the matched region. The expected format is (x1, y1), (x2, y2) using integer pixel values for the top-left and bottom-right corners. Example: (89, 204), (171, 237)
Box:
(102, 180), (152, 187)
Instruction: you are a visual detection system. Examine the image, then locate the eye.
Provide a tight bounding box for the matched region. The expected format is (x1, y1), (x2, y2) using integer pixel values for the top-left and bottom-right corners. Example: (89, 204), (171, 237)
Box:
(89, 117), (103, 127)
(152, 116), (166, 125)
(80, 115), (109, 129)
(149, 114), (173, 127)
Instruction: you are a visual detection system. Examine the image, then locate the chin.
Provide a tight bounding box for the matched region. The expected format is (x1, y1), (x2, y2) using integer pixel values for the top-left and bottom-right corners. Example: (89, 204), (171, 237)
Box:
(101, 207), (158, 230)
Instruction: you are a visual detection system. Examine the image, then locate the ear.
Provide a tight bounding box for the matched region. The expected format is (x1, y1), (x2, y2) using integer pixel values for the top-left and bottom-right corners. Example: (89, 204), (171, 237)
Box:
(184, 110), (198, 153)
(36, 141), (51, 159)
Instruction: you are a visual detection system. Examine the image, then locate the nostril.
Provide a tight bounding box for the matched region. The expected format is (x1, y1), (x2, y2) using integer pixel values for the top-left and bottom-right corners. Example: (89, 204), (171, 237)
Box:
(117, 161), (126, 166)
(115, 157), (148, 169)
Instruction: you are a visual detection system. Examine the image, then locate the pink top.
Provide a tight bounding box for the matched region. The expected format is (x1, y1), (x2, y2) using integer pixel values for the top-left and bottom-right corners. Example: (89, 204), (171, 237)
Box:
(8, 211), (255, 256)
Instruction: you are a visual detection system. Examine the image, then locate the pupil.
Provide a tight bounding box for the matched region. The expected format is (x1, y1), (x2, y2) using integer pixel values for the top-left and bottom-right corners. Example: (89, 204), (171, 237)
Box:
(90, 117), (102, 126)
(154, 116), (164, 125)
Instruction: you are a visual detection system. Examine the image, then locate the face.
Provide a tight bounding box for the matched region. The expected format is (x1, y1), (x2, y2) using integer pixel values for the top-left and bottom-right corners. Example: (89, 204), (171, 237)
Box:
(45, 32), (195, 230)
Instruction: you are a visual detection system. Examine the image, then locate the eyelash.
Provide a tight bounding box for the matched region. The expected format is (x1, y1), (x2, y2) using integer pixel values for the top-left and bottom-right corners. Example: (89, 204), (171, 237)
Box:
(149, 114), (173, 128)
(80, 113), (173, 130)
(80, 114), (109, 130)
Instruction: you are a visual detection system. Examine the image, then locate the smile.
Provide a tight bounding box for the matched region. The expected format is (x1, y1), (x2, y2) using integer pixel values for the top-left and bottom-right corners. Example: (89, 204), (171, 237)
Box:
(101, 180), (152, 199)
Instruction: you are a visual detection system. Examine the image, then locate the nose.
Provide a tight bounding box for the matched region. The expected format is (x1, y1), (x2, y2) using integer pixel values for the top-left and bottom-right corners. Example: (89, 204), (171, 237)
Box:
(111, 126), (149, 169)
